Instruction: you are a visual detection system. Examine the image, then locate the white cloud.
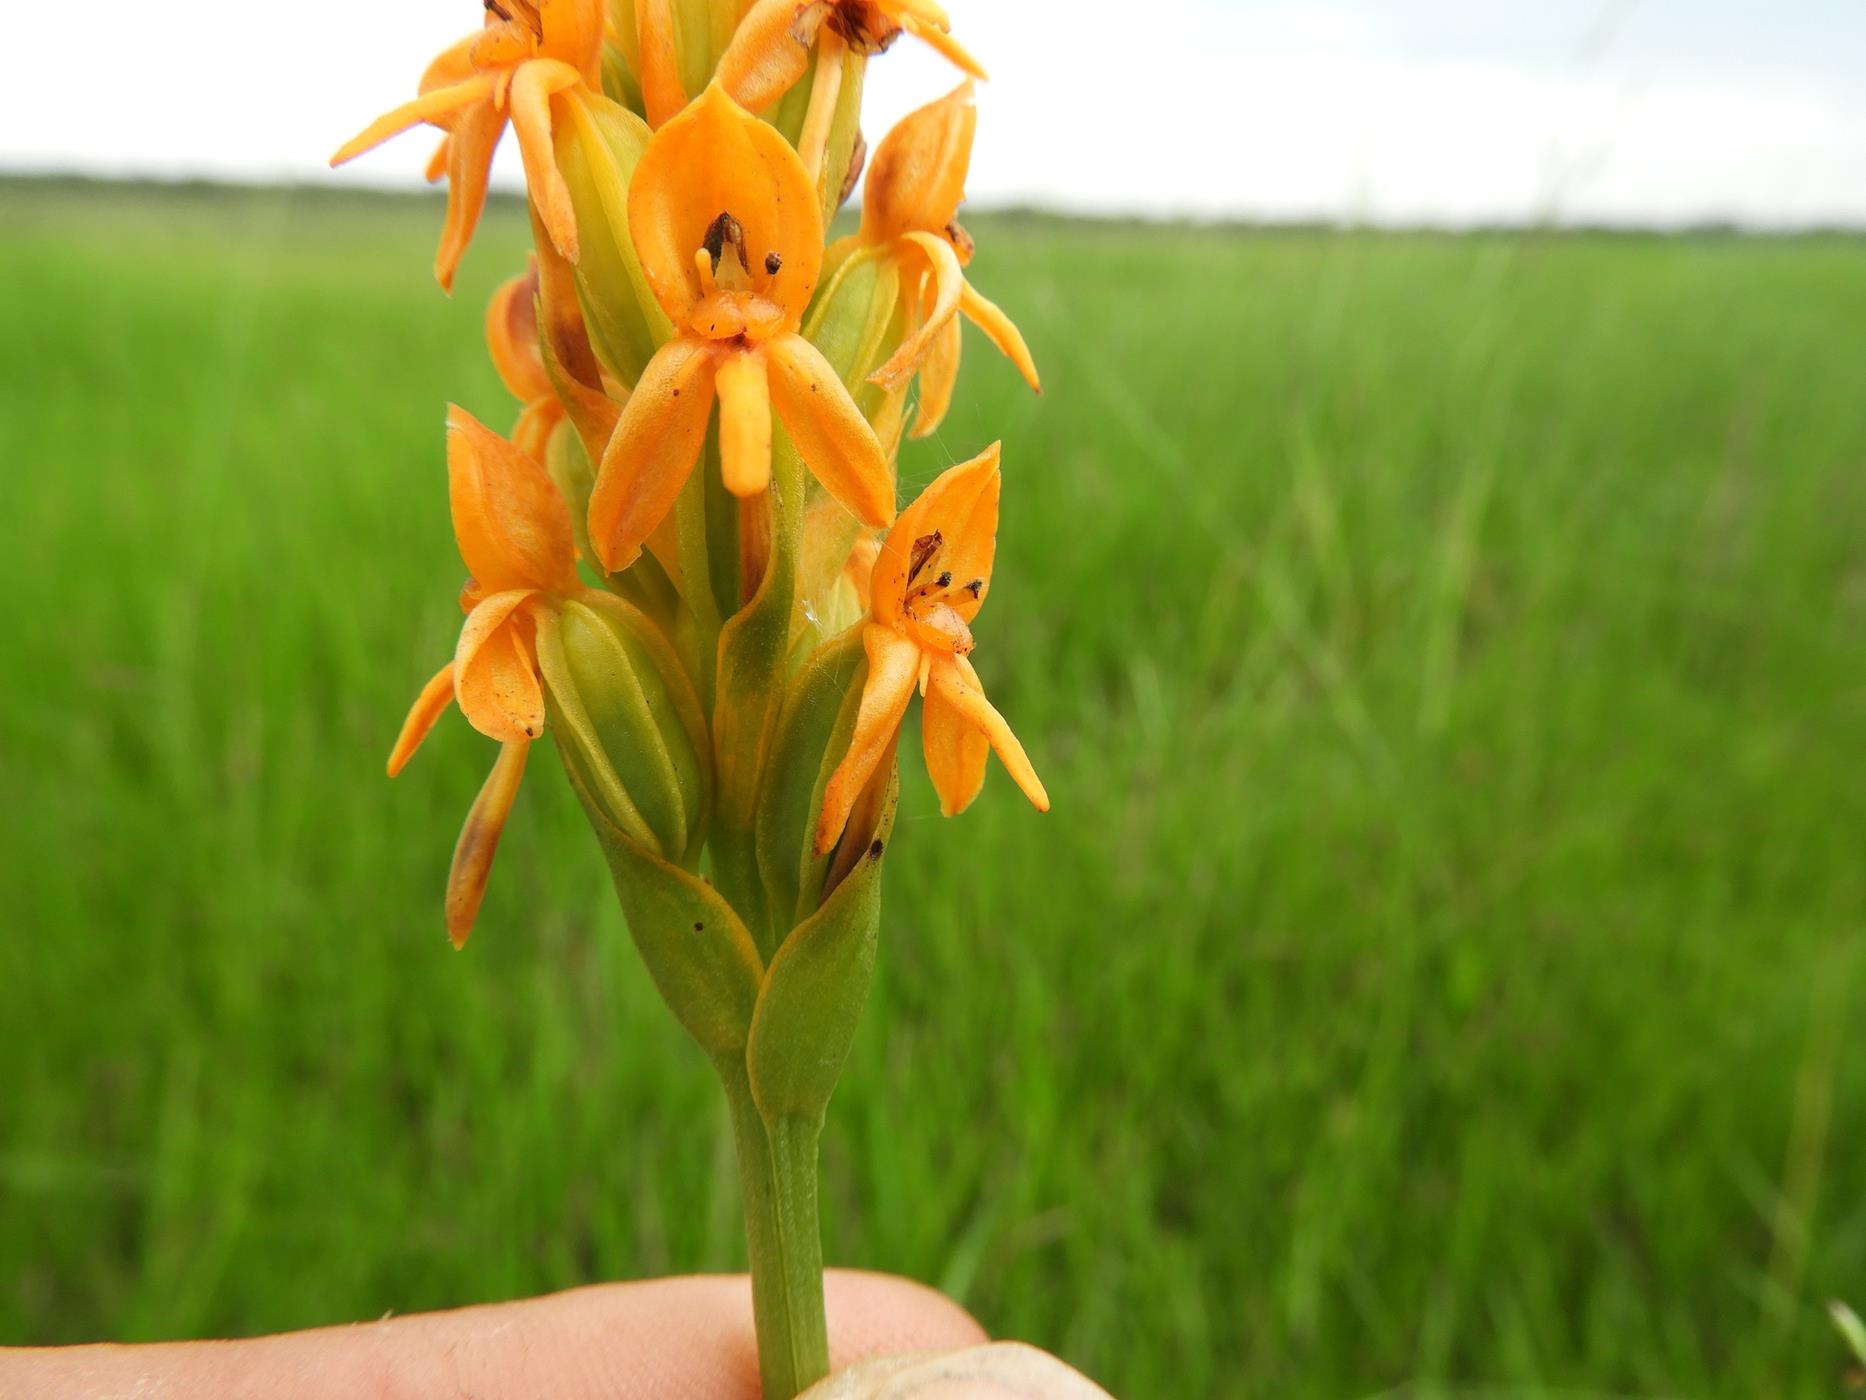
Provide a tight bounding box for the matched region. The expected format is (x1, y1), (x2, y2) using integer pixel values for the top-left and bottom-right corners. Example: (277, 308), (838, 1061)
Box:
(4, 0), (1863, 227)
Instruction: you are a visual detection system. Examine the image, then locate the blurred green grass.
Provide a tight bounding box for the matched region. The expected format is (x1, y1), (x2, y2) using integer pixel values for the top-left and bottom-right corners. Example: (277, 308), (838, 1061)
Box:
(2, 181), (1863, 1398)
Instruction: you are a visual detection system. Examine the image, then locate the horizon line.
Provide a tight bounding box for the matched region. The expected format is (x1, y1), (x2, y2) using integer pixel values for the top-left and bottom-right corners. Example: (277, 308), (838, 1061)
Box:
(7, 168), (1865, 241)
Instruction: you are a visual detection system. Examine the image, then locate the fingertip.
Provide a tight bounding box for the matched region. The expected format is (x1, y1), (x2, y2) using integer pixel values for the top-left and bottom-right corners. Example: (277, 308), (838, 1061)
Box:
(824, 1269), (987, 1364)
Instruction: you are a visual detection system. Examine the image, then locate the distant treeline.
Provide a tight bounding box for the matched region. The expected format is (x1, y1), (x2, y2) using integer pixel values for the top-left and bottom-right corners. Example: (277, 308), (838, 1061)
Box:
(4, 171), (1863, 240)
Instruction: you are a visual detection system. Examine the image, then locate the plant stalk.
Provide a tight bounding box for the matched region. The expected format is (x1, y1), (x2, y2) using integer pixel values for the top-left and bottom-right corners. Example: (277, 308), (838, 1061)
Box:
(721, 1064), (829, 1399)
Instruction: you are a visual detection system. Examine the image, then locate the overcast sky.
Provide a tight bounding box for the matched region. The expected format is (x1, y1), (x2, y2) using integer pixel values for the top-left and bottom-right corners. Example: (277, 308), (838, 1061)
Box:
(6, 1), (1863, 227)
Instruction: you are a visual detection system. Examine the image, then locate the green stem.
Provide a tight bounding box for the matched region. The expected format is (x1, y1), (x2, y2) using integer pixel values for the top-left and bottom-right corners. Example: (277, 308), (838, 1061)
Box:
(721, 1065), (830, 1400)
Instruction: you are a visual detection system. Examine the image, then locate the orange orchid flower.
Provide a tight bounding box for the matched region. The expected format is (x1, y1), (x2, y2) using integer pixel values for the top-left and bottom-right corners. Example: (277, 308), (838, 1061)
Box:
(330, 0), (604, 292)
(849, 83), (1040, 441)
(719, 0), (985, 180)
(586, 83), (896, 573)
(486, 259), (565, 463)
(814, 444), (1047, 856)
(388, 407), (583, 947)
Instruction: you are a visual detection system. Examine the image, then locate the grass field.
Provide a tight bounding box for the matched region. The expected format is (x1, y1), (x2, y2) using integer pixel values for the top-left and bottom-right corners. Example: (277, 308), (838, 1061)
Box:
(2, 181), (1863, 1398)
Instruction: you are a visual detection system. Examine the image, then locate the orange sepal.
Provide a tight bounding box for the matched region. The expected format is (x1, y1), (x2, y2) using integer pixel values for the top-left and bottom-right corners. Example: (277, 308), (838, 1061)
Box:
(927, 653), (1048, 812)
(920, 669), (988, 816)
(508, 58), (585, 264)
(900, 11), (988, 81)
(628, 83), (825, 327)
(909, 313), (962, 440)
(540, 0), (606, 83)
(814, 623), (920, 855)
(859, 82), (975, 247)
(446, 738), (531, 948)
(455, 591), (548, 743)
(870, 230), (963, 391)
(766, 332), (896, 529)
(388, 662), (458, 778)
(636, 0), (691, 128)
(446, 407), (580, 594)
(960, 280), (1041, 394)
(329, 74), (496, 168)
(587, 338), (719, 570)
(717, 0), (822, 112)
(869, 443), (999, 629)
(487, 261), (554, 406)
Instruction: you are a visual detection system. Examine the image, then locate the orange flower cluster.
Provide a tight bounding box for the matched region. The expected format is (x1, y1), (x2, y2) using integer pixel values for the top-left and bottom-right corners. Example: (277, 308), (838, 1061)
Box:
(337, 0), (1047, 949)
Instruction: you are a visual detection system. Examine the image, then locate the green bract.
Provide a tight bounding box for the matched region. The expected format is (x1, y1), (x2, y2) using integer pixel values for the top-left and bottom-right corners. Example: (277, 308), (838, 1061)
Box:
(552, 91), (671, 388)
(537, 593), (711, 865)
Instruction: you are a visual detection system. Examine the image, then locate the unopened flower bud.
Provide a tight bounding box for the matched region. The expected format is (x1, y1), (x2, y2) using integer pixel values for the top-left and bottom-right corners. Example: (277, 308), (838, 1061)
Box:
(536, 593), (711, 864)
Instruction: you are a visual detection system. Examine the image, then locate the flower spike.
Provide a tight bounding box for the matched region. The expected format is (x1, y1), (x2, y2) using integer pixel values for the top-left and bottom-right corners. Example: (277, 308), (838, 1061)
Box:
(586, 83), (895, 573)
(815, 443), (1047, 856)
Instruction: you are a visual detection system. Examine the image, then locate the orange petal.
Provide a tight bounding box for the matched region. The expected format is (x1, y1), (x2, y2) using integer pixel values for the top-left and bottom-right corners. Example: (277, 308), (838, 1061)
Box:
(419, 32), (484, 93)
(920, 670), (988, 816)
(447, 406), (580, 593)
(885, 0), (953, 27)
(858, 82), (975, 246)
(512, 399), (564, 465)
(715, 348), (774, 498)
(909, 312), (962, 440)
(424, 136), (450, 184)
(796, 29), (847, 187)
(434, 99), (506, 293)
(540, 0), (606, 82)
(455, 592), (547, 743)
(870, 443), (999, 627)
(532, 221), (608, 391)
(766, 332), (895, 529)
(587, 337), (718, 570)
(814, 624), (921, 855)
(636, 0), (691, 128)
(486, 259), (553, 404)
(717, 0), (823, 112)
(387, 662), (458, 777)
(330, 74), (497, 167)
(446, 738), (531, 949)
(960, 278), (1041, 393)
(870, 230), (963, 391)
(901, 12), (988, 81)
(843, 533), (882, 594)
(628, 82), (824, 327)
(927, 653), (1048, 812)
(509, 57), (585, 264)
